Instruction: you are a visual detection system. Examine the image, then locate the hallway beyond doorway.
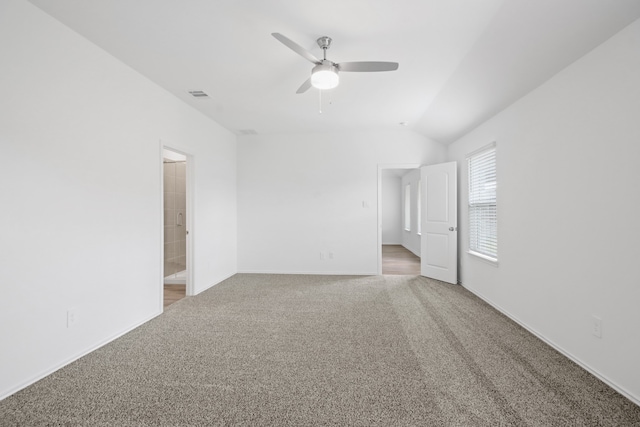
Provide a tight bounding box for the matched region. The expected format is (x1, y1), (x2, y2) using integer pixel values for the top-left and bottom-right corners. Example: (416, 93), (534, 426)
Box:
(164, 284), (186, 308)
(382, 245), (420, 275)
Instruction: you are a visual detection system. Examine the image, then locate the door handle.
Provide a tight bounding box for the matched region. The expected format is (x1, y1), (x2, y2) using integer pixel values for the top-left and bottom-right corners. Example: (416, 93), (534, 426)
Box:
(449, 227), (457, 231)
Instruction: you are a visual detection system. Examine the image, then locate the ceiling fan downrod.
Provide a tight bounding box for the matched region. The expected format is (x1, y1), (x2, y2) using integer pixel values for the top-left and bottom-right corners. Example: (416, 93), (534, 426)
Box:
(316, 36), (332, 60)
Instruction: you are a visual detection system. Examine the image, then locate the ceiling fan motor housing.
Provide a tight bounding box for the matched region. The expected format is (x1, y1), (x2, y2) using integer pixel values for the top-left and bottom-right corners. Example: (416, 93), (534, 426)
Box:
(311, 60), (339, 89)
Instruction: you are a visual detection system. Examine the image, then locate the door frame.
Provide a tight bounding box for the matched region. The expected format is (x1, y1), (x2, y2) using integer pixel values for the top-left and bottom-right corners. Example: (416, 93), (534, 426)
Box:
(160, 142), (194, 311)
(377, 163), (422, 275)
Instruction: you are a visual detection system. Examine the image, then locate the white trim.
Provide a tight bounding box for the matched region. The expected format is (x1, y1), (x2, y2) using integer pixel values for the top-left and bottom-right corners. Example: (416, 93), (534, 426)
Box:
(460, 282), (640, 407)
(191, 271), (237, 295)
(0, 312), (160, 401)
(237, 270), (378, 276)
(159, 144), (165, 312)
(467, 250), (499, 267)
(465, 140), (497, 159)
(184, 152), (195, 297)
(404, 183), (411, 231)
(404, 244), (420, 258)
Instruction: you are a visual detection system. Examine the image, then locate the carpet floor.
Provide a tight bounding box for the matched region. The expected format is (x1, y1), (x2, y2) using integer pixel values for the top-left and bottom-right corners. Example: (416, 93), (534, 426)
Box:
(1, 274), (639, 426)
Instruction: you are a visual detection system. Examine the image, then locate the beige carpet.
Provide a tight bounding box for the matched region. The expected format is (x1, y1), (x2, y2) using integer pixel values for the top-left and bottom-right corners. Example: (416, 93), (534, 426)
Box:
(1, 274), (639, 426)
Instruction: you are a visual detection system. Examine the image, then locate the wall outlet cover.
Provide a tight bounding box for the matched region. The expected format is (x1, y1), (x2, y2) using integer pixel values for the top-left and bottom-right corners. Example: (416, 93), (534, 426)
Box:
(67, 309), (78, 328)
(592, 315), (602, 338)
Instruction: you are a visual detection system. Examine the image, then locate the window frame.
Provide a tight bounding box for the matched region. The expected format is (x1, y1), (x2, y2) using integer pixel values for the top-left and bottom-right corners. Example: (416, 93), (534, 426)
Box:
(416, 179), (421, 235)
(404, 183), (411, 231)
(467, 142), (498, 265)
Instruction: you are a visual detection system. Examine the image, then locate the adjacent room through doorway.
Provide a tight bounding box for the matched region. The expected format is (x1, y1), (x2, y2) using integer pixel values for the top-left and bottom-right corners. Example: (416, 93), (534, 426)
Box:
(380, 167), (421, 275)
(163, 148), (188, 307)
(382, 245), (420, 275)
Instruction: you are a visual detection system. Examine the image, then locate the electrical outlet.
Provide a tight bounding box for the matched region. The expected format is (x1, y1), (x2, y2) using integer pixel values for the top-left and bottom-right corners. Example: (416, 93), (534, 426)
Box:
(592, 315), (602, 338)
(67, 309), (78, 328)
(328, 252), (334, 260)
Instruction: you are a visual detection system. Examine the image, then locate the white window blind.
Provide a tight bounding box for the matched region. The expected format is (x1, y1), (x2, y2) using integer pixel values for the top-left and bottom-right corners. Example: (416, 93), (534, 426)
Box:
(468, 143), (497, 260)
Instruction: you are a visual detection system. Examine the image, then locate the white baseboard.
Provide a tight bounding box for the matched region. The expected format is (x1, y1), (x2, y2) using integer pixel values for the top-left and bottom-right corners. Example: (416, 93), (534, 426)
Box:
(460, 282), (640, 407)
(237, 270), (377, 276)
(192, 271), (237, 295)
(0, 311), (161, 401)
(402, 244), (420, 258)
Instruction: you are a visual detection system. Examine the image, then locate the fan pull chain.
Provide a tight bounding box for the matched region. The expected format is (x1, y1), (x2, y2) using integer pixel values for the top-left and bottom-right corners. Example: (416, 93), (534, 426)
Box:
(317, 89), (333, 114)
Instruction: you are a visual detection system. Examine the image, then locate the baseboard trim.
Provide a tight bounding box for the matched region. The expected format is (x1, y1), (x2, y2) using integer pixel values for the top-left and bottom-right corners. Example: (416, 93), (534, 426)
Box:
(237, 270), (377, 276)
(402, 244), (420, 258)
(460, 282), (640, 407)
(192, 271), (237, 295)
(0, 311), (160, 401)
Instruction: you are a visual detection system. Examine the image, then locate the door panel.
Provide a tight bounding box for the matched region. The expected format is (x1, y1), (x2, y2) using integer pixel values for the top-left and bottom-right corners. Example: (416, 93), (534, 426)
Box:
(426, 172), (448, 222)
(424, 233), (449, 269)
(421, 162), (457, 284)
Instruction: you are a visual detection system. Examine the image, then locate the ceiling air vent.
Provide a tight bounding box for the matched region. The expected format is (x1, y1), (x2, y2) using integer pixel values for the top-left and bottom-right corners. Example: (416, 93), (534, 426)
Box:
(238, 129), (258, 135)
(188, 90), (209, 99)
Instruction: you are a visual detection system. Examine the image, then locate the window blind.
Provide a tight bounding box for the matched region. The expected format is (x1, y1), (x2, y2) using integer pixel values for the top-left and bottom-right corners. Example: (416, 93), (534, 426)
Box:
(468, 144), (497, 260)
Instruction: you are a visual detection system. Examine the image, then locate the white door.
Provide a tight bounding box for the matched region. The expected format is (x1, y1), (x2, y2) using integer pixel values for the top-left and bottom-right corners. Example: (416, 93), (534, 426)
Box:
(420, 162), (457, 284)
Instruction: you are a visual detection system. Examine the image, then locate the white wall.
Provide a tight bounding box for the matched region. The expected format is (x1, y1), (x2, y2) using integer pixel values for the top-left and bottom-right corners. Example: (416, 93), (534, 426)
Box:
(447, 18), (640, 404)
(381, 171), (402, 245)
(238, 131), (445, 274)
(401, 169), (422, 256)
(0, 0), (237, 400)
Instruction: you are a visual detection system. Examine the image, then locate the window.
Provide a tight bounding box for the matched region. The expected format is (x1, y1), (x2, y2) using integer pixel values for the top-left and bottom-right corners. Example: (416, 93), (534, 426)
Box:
(468, 143), (497, 262)
(416, 180), (421, 235)
(404, 184), (411, 231)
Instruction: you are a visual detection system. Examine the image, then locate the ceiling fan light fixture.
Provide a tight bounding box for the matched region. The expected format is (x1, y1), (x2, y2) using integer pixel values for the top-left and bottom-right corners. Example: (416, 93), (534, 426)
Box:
(311, 61), (339, 90)
(272, 33), (398, 94)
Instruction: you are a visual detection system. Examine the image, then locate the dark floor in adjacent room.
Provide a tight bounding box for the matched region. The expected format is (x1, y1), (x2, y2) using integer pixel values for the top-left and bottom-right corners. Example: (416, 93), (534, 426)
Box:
(382, 244), (420, 275)
(164, 284), (186, 308)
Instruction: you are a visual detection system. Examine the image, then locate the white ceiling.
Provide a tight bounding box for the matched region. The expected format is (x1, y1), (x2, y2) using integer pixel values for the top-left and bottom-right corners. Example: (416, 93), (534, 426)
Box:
(29, 0), (640, 144)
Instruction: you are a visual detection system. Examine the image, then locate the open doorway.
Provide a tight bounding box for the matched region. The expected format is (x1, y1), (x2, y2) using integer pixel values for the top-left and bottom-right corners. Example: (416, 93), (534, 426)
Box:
(378, 162), (459, 282)
(162, 148), (189, 308)
(378, 164), (421, 275)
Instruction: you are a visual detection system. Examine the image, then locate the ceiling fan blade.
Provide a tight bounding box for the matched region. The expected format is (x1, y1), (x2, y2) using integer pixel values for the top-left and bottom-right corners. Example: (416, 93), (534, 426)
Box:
(272, 33), (320, 64)
(296, 78), (312, 94)
(337, 61), (399, 72)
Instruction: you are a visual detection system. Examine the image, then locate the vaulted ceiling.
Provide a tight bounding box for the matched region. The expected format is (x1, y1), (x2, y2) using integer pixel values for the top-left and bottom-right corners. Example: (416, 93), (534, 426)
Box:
(29, 0), (640, 143)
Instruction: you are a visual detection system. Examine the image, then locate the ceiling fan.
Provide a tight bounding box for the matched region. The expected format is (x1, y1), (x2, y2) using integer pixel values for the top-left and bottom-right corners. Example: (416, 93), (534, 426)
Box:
(272, 33), (399, 94)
